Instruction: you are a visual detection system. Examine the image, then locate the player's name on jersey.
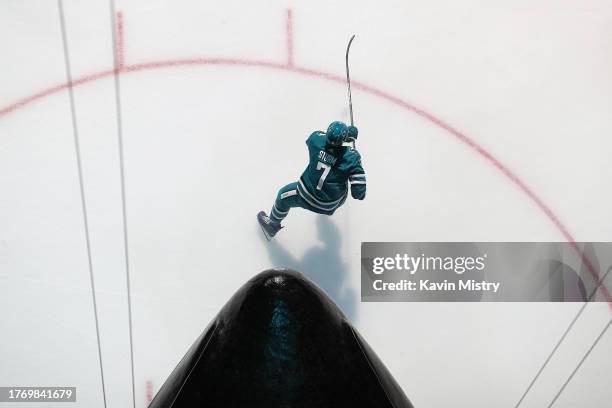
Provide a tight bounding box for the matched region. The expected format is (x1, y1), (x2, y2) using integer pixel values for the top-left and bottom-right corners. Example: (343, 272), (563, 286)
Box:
(318, 150), (337, 165)
(372, 279), (501, 293)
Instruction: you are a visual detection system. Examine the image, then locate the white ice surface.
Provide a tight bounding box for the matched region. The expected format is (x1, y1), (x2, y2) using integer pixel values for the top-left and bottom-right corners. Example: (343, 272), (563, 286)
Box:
(1, 1), (611, 407)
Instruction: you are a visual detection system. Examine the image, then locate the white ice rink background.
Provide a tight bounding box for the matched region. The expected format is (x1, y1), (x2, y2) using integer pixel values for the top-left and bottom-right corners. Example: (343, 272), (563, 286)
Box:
(1, 1), (611, 407)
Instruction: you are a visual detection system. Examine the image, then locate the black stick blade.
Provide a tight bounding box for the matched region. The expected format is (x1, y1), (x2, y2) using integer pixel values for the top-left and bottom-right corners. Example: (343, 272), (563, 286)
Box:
(149, 269), (414, 408)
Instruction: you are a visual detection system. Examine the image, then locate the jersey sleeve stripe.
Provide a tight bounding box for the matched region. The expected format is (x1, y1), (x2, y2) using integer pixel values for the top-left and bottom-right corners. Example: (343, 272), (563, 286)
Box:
(349, 173), (366, 179)
(350, 180), (366, 185)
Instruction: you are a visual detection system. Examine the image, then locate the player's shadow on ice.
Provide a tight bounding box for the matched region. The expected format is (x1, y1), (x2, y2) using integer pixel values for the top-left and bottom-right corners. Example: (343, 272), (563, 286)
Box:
(259, 216), (358, 322)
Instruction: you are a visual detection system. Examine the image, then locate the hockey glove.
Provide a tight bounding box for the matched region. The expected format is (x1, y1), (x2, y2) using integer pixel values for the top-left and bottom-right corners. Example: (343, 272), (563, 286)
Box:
(347, 125), (358, 142)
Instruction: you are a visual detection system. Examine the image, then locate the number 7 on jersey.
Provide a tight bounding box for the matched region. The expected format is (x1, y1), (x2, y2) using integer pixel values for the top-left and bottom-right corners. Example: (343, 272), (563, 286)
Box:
(316, 161), (331, 190)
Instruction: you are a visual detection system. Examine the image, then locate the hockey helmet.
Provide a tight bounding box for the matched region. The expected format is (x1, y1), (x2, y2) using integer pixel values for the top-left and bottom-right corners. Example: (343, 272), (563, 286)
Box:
(326, 121), (348, 146)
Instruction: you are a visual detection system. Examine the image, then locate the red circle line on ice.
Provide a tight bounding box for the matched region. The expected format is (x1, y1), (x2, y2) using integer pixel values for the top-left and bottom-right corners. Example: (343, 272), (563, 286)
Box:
(0, 10), (609, 308)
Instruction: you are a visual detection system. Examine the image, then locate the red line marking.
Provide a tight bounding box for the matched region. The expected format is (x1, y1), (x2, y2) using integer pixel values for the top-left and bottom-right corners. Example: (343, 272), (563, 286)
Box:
(116, 11), (125, 70)
(286, 9), (293, 67)
(145, 380), (154, 404)
(0, 29), (609, 309)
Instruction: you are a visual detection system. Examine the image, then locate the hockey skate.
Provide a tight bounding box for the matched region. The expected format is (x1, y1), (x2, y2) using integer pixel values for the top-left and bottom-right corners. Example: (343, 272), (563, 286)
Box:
(257, 211), (282, 241)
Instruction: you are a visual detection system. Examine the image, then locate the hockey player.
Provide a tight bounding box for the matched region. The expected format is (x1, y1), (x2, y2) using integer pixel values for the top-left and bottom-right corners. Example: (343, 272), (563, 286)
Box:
(258, 121), (366, 239)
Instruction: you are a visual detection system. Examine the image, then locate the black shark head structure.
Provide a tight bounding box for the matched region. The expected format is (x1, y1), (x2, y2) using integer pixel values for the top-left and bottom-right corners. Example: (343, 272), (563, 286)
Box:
(150, 269), (414, 408)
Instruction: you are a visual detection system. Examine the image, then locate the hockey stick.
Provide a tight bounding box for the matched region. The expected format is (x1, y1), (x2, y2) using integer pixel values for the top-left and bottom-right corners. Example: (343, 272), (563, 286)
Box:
(345, 34), (356, 148)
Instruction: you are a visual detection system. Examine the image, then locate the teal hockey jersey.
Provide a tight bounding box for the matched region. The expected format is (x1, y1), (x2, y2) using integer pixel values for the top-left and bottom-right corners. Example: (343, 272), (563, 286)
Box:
(297, 131), (366, 213)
